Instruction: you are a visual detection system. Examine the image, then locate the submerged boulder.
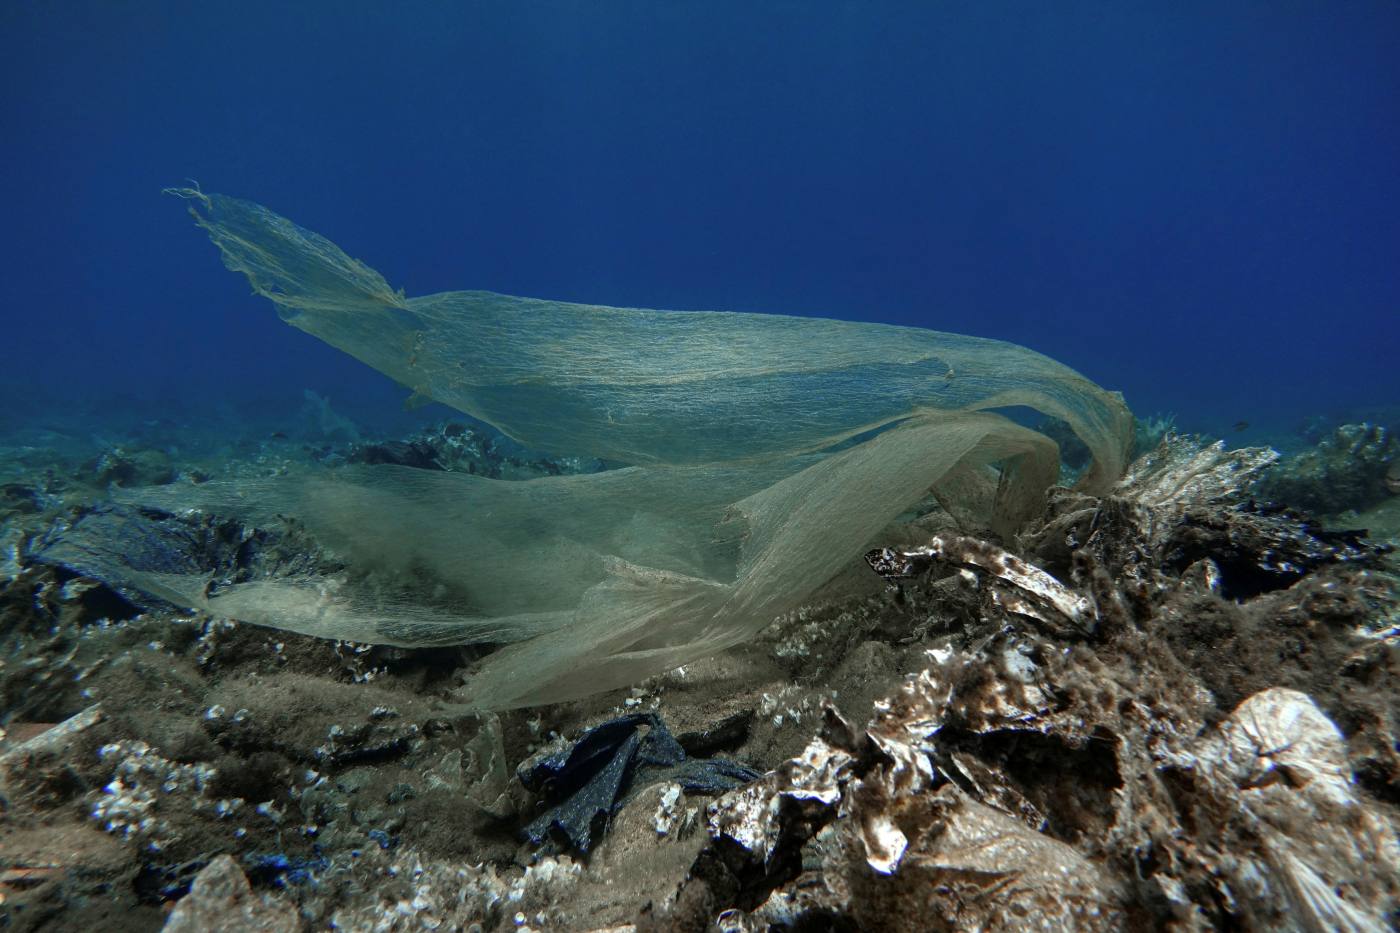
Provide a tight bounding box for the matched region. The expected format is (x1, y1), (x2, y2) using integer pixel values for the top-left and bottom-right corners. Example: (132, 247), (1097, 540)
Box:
(1258, 422), (1400, 516)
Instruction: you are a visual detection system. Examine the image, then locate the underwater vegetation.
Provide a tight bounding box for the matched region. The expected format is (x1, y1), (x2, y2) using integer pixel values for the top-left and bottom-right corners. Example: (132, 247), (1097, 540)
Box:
(95, 189), (1135, 709)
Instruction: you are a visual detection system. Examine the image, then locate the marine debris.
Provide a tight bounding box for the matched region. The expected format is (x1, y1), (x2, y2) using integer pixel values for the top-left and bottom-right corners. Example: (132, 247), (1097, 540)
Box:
(517, 712), (759, 854)
(86, 188), (1135, 709)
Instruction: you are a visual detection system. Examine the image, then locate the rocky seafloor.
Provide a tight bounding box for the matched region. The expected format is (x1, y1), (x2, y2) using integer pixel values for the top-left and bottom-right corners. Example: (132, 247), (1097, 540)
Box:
(1, 408), (1398, 932)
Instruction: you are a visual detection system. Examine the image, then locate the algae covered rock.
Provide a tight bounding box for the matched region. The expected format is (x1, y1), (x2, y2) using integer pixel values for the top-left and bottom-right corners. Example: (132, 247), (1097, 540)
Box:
(1258, 422), (1400, 515)
(89, 447), (176, 489)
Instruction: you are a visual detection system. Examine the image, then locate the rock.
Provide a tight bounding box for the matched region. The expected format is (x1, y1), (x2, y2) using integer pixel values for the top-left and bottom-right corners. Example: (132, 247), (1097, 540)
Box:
(0, 704), (107, 801)
(1115, 433), (1278, 510)
(1258, 422), (1400, 515)
(696, 672), (1127, 930)
(1165, 688), (1400, 931)
(162, 855), (299, 933)
(0, 482), (46, 517)
(867, 533), (1097, 636)
(90, 447), (176, 488)
(693, 656), (1400, 930)
(1160, 503), (1380, 599)
(0, 523), (21, 583)
(1020, 435), (1386, 604)
(28, 505), (213, 612)
(676, 710), (754, 759)
(462, 712), (515, 819)
(342, 422), (607, 480)
(347, 440), (444, 470)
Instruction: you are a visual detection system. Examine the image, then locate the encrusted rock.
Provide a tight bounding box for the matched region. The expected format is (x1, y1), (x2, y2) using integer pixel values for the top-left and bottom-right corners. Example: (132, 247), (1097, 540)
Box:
(867, 534), (1096, 635)
(1258, 422), (1400, 515)
(1020, 435), (1388, 603)
(693, 640), (1399, 931)
(1164, 688), (1400, 930)
(461, 712), (515, 819)
(1116, 434), (1278, 511)
(162, 855), (299, 933)
(700, 662), (1129, 929)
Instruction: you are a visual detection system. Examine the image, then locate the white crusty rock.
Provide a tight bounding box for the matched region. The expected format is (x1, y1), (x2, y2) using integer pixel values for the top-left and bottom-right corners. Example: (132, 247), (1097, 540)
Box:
(1115, 434), (1279, 512)
(1182, 688), (1400, 932)
(162, 855), (299, 933)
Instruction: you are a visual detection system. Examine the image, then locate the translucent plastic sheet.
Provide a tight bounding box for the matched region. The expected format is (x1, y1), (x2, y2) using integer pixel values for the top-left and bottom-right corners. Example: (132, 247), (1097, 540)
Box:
(138, 189), (1132, 707)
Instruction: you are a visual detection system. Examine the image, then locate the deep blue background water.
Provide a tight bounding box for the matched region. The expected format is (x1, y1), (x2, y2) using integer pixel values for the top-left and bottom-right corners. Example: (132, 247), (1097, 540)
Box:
(4, 2), (1398, 439)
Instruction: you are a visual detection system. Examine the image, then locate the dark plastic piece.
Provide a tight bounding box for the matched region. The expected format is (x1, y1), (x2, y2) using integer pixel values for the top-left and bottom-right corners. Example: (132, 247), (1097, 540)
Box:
(29, 505), (209, 610)
(518, 712), (760, 853)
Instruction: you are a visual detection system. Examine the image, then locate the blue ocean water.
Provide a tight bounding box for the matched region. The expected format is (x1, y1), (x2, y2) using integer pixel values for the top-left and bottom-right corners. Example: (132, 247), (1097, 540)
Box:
(3, 2), (1398, 443)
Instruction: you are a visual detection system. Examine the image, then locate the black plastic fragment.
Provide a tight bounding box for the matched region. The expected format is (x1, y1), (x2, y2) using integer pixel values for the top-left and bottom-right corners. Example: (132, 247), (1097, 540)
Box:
(667, 756), (763, 795)
(28, 505), (209, 611)
(518, 712), (760, 854)
(677, 710), (754, 758)
(523, 730), (641, 853)
(26, 503), (331, 613)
